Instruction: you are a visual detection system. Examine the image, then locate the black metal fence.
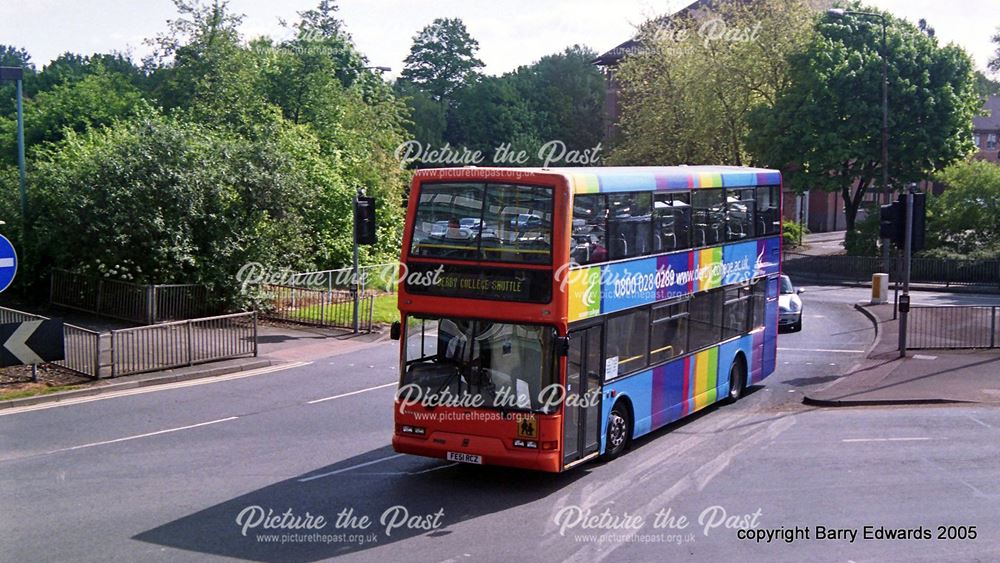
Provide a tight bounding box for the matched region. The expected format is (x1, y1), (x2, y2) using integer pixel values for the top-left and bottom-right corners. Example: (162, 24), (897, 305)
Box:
(0, 306), (103, 377)
(783, 255), (1000, 288)
(260, 284), (373, 332)
(110, 312), (257, 377)
(907, 305), (999, 349)
(283, 264), (400, 294)
(0, 306), (256, 378)
(50, 269), (212, 324)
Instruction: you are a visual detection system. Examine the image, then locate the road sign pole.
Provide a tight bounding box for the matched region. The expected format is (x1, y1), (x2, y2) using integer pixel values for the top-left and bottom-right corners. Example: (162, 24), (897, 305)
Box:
(352, 189), (361, 335)
(898, 185), (915, 357)
(16, 77), (26, 222)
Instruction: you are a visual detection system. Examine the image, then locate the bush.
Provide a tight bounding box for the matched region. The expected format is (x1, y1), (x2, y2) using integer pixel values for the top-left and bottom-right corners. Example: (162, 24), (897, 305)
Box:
(929, 160), (1000, 256)
(844, 211), (880, 256)
(23, 112), (345, 306)
(781, 220), (808, 248)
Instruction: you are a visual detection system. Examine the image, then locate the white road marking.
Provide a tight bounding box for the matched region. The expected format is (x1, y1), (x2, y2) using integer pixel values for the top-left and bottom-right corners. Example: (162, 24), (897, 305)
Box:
(298, 453), (406, 482)
(913, 354), (938, 360)
(0, 362), (310, 417)
(46, 416), (238, 454)
(777, 348), (865, 353)
(966, 415), (993, 429)
(841, 437), (932, 443)
(307, 382), (396, 404)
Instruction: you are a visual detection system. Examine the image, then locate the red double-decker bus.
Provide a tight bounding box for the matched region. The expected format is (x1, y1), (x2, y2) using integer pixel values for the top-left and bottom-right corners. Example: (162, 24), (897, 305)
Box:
(392, 166), (782, 472)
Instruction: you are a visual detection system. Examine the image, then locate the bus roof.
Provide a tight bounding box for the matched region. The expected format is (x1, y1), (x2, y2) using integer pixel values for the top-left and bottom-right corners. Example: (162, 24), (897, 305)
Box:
(414, 165), (781, 194)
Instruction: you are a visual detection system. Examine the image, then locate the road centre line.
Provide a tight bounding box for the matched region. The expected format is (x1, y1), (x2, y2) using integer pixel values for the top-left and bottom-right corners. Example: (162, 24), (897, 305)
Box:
(307, 382), (397, 404)
(777, 348), (865, 353)
(46, 416), (239, 454)
(841, 437), (932, 443)
(298, 453), (407, 482)
(0, 362), (311, 417)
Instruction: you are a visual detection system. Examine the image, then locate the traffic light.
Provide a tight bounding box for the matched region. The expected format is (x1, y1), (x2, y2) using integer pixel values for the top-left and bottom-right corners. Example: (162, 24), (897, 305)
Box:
(910, 192), (925, 252)
(894, 192), (926, 252)
(879, 201), (904, 248)
(354, 196), (377, 245)
(881, 192), (926, 251)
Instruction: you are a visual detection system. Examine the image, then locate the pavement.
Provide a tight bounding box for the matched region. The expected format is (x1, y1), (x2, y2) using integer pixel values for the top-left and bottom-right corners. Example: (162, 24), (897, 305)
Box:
(804, 301), (1000, 406)
(785, 230), (847, 257)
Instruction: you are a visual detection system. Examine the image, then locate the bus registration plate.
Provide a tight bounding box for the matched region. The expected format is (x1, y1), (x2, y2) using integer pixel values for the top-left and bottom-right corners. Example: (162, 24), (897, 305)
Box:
(447, 452), (482, 465)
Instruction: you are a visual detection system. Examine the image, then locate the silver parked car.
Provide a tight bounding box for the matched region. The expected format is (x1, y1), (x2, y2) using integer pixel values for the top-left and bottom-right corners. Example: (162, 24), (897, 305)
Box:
(778, 274), (804, 332)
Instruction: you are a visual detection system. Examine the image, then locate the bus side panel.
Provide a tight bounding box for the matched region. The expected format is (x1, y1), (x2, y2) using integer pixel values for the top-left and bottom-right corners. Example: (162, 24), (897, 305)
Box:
(750, 329), (764, 383)
(650, 360), (686, 430)
(691, 348), (718, 411)
(716, 335), (754, 399)
(757, 275), (780, 384)
(601, 371), (655, 451)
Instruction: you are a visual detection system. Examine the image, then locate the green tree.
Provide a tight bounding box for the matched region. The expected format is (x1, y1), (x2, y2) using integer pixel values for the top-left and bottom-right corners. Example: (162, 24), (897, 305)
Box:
(925, 160), (1000, 258)
(254, 4), (411, 263)
(394, 79), (447, 149)
(445, 76), (538, 163)
(0, 64), (148, 166)
(611, 0), (815, 165)
(147, 0), (272, 132)
(509, 45), (605, 153)
(748, 4), (981, 232)
(27, 52), (145, 96)
(23, 112), (334, 302)
(974, 71), (1000, 98)
(401, 18), (484, 102)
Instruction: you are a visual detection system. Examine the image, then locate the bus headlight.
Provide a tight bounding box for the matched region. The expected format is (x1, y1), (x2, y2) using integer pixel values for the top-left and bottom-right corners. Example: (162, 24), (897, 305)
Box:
(400, 425), (426, 436)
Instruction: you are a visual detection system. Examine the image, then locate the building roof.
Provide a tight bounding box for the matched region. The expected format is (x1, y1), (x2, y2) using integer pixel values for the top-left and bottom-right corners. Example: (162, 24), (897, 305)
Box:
(974, 95), (1000, 131)
(592, 0), (835, 67)
(591, 0), (713, 67)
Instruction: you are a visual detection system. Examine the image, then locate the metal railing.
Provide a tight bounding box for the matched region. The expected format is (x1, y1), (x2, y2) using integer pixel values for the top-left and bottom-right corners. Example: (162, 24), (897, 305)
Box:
(907, 305), (999, 349)
(783, 255), (1000, 288)
(284, 263), (400, 294)
(0, 305), (103, 377)
(110, 312), (257, 377)
(50, 269), (213, 324)
(259, 284), (374, 332)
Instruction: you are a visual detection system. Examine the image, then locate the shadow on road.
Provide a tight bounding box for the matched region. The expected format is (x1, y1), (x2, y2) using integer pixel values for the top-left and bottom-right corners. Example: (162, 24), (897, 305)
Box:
(133, 445), (585, 561)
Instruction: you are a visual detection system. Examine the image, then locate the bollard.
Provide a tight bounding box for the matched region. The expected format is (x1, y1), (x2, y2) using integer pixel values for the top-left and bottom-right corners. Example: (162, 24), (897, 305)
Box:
(871, 273), (888, 304)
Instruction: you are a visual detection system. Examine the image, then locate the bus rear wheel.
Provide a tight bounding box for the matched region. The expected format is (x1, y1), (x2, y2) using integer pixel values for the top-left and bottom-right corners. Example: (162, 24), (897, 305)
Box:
(726, 358), (746, 403)
(601, 403), (631, 461)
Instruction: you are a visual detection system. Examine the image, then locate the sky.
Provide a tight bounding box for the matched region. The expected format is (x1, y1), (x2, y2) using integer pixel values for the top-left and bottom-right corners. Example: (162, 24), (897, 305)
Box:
(1, 0), (997, 78)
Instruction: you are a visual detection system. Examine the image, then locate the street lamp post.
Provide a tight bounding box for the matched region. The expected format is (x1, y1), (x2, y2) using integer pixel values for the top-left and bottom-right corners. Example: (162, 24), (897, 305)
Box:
(0, 66), (26, 221)
(827, 9), (890, 271)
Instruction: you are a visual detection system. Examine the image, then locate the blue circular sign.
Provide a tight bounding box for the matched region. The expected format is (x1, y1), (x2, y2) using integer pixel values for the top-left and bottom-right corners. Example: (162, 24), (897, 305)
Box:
(0, 235), (17, 293)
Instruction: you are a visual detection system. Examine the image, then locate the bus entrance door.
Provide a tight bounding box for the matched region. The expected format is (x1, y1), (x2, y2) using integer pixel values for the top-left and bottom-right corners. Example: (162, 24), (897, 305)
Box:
(563, 326), (602, 466)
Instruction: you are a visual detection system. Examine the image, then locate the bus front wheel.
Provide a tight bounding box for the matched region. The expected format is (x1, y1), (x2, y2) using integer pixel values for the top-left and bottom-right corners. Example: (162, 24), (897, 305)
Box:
(602, 403), (631, 461)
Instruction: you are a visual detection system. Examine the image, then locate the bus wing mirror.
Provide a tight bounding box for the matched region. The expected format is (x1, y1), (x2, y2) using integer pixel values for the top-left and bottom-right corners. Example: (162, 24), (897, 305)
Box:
(555, 336), (570, 357)
(390, 321), (401, 341)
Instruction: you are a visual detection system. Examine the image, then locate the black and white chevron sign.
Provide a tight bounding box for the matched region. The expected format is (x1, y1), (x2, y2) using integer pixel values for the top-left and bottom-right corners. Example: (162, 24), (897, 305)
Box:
(0, 319), (65, 367)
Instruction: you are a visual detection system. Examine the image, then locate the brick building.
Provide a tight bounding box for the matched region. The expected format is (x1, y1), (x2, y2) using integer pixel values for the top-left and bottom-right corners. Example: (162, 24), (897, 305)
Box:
(973, 95), (1000, 164)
